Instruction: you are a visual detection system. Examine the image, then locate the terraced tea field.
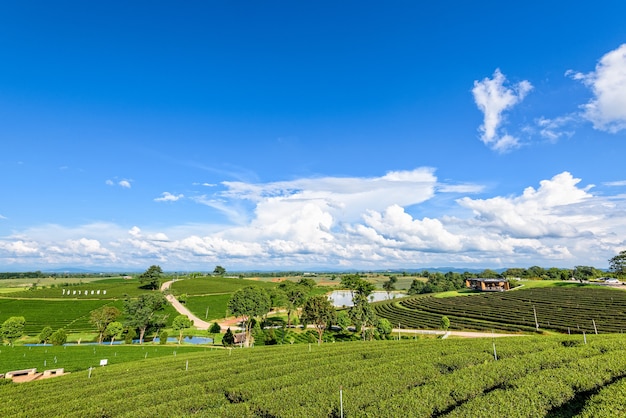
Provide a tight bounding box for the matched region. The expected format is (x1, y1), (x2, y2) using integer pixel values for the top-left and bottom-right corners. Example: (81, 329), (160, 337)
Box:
(374, 286), (626, 334)
(2, 335), (626, 417)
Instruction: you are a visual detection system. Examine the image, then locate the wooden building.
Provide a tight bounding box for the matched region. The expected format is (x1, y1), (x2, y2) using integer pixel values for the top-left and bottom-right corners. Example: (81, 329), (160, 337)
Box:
(465, 278), (510, 292)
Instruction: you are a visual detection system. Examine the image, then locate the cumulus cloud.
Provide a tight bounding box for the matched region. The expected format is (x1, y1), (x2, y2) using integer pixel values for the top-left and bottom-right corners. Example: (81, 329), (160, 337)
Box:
(2, 171), (625, 270)
(154, 192), (184, 202)
(457, 172), (593, 238)
(472, 69), (533, 152)
(569, 44), (626, 133)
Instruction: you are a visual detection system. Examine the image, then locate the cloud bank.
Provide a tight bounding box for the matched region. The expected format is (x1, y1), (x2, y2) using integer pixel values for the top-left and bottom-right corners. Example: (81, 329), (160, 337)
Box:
(1, 169), (624, 271)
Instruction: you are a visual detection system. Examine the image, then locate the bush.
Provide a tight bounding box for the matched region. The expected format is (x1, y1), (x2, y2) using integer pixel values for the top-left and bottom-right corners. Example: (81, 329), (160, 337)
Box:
(159, 330), (168, 345)
(124, 328), (137, 344)
(50, 329), (67, 346)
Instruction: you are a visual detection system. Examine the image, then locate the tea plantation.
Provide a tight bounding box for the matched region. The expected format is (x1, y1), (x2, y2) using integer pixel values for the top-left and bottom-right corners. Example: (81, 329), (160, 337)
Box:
(2, 335), (626, 417)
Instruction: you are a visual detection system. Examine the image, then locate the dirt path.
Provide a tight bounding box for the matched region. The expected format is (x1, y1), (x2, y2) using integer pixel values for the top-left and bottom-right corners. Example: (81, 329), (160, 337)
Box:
(392, 329), (526, 338)
(160, 280), (242, 331)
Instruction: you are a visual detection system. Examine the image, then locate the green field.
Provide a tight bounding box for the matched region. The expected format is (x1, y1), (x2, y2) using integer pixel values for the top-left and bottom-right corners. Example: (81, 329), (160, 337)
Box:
(1, 335), (626, 416)
(0, 344), (208, 373)
(170, 276), (276, 295)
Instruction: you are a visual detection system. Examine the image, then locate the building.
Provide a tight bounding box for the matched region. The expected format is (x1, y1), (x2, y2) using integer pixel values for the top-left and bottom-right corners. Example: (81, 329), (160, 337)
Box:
(465, 278), (510, 292)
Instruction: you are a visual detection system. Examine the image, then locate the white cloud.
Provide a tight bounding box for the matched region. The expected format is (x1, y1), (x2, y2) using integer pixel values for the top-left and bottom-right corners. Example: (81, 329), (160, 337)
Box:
(570, 44), (626, 133)
(118, 180), (132, 189)
(0, 214), (6, 220)
(604, 180), (626, 187)
(472, 69), (533, 152)
(105, 180), (114, 186)
(2, 170), (625, 270)
(154, 192), (184, 202)
(536, 115), (576, 142)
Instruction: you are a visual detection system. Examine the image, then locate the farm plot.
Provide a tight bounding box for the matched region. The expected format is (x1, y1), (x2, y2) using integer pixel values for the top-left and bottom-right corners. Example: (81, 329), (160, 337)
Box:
(374, 286), (626, 334)
(1, 335), (626, 416)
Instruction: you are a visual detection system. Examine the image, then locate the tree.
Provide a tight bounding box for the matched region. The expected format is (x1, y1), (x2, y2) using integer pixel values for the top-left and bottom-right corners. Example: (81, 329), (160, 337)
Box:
(377, 318), (393, 338)
(213, 265), (226, 276)
(301, 295), (336, 344)
(382, 276), (397, 298)
(38, 326), (54, 345)
(123, 293), (168, 343)
(172, 315), (193, 344)
(349, 294), (378, 340)
(609, 250), (626, 279)
(105, 321), (124, 345)
(50, 329), (67, 346)
(278, 281), (309, 327)
(441, 316), (450, 331)
(227, 286), (270, 347)
(90, 306), (121, 343)
(208, 322), (221, 344)
(138, 265), (163, 290)
(1, 316), (25, 346)
(335, 310), (351, 331)
(222, 327), (235, 347)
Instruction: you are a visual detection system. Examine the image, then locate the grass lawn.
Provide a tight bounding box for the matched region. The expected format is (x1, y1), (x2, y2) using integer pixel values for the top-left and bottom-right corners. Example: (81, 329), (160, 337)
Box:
(0, 344), (210, 373)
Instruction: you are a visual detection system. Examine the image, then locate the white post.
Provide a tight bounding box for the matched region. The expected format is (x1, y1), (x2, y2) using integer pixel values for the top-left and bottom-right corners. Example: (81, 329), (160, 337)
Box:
(492, 341), (498, 361)
(186, 360), (188, 371)
(205, 306), (209, 319)
(88, 367), (93, 379)
(583, 331), (587, 344)
(340, 386), (344, 418)
(593, 319), (598, 335)
(533, 306), (539, 331)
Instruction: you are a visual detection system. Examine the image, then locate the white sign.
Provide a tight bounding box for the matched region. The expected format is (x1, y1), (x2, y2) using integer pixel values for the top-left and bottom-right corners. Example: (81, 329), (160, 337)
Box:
(100, 359), (108, 366)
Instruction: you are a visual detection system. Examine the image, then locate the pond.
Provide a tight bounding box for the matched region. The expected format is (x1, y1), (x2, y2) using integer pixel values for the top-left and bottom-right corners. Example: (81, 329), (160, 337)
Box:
(25, 336), (214, 346)
(328, 290), (407, 307)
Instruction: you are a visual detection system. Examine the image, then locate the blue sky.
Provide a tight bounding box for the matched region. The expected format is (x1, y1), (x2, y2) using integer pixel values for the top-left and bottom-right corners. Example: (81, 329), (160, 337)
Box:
(1, 1), (626, 271)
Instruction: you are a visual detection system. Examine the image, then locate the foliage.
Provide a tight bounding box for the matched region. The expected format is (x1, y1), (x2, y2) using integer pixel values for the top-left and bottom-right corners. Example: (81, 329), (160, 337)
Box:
(104, 321), (124, 344)
(213, 265), (226, 276)
(301, 295), (336, 344)
(123, 293), (168, 343)
(341, 274), (375, 297)
(209, 322), (221, 335)
(50, 328), (67, 346)
(349, 294), (377, 340)
(408, 272), (465, 295)
(277, 280), (310, 327)
(1, 316), (25, 345)
(172, 315), (193, 344)
(376, 318), (392, 336)
(123, 328), (136, 344)
(223, 327), (235, 347)
(335, 310), (351, 331)
(609, 250), (626, 278)
(38, 326), (54, 344)
(159, 330), (168, 345)
(227, 286), (270, 346)
(382, 276), (397, 296)
(138, 265), (163, 290)
(177, 293), (187, 304)
(440, 316), (450, 331)
(90, 305), (121, 343)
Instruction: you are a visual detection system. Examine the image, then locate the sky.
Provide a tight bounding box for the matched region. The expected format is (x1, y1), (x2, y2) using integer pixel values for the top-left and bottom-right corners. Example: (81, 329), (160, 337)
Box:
(1, 1), (626, 272)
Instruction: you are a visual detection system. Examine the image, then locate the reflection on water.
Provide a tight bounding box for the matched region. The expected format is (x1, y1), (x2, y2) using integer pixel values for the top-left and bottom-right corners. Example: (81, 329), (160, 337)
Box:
(328, 290), (407, 307)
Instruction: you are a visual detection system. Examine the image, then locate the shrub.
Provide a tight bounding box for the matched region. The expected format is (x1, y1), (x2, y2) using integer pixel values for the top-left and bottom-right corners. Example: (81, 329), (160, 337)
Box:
(50, 329), (67, 346)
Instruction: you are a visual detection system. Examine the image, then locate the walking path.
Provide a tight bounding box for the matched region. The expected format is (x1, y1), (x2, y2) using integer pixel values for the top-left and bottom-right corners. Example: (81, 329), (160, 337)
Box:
(160, 280), (243, 331)
(160, 280), (212, 330)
